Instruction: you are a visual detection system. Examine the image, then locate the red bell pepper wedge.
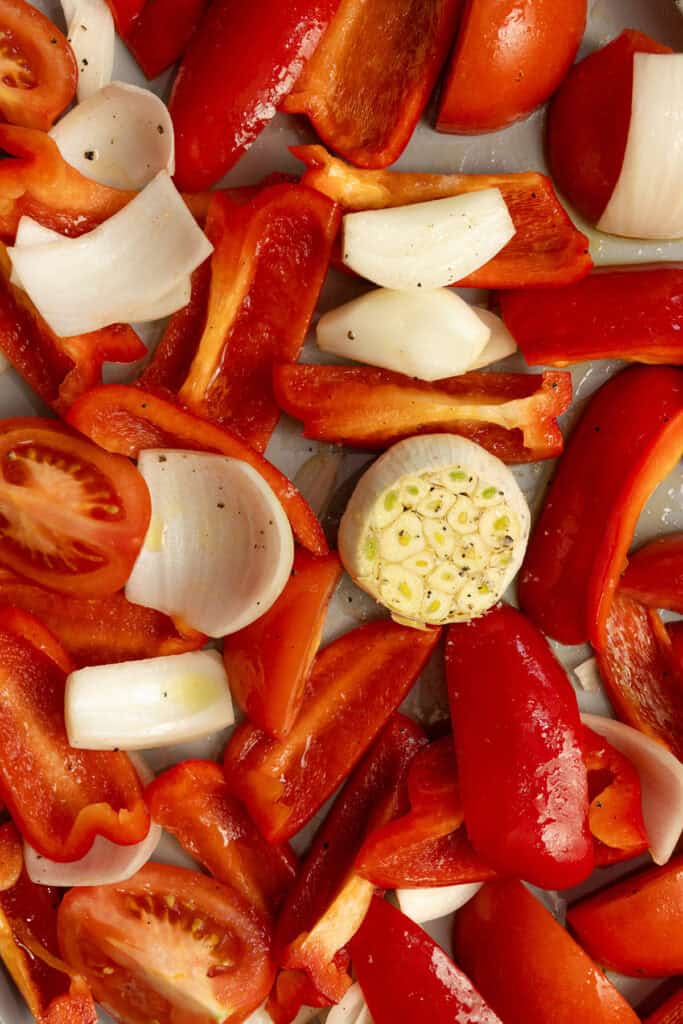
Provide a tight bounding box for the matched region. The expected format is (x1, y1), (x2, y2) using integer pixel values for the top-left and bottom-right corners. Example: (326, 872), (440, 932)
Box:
(641, 986), (683, 1024)
(123, 0), (210, 80)
(66, 385), (327, 556)
(294, 145), (593, 288)
(445, 604), (594, 889)
(518, 366), (683, 648)
(358, 826), (496, 889)
(583, 724), (649, 866)
(621, 532), (683, 613)
(224, 620), (440, 843)
(224, 549), (342, 739)
(274, 364), (572, 462)
(453, 880), (640, 1024)
(567, 856), (683, 977)
(105, 0), (145, 36)
(169, 0), (342, 190)
(142, 185), (340, 452)
(0, 608), (149, 861)
(667, 619), (683, 670)
(274, 715), (427, 1008)
(351, 896), (503, 1024)
(501, 266), (683, 367)
(282, 0), (462, 169)
(146, 760), (297, 919)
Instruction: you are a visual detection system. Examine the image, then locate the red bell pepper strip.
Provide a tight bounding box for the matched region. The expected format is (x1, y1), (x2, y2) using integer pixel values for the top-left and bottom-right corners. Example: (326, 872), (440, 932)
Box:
(0, 608), (149, 861)
(66, 385), (327, 556)
(224, 549), (342, 739)
(596, 593), (683, 761)
(274, 364), (571, 462)
(146, 760), (297, 919)
(282, 0), (462, 169)
(518, 366), (683, 648)
(123, 0), (210, 80)
(105, 0), (145, 36)
(453, 880), (640, 1024)
(224, 620), (440, 843)
(583, 724), (649, 866)
(351, 896), (503, 1024)
(358, 826), (496, 889)
(621, 532), (683, 613)
(446, 604), (593, 889)
(169, 0), (342, 190)
(294, 145), (593, 288)
(667, 619), (683, 670)
(142, 185), (340, 451)
(567, 856), (683, 977)
(641, 986), (683, 1024)
(274, 715), (426, 1007)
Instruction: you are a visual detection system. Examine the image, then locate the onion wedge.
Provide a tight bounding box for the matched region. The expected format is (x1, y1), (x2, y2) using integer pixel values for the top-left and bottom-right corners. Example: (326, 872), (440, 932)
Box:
(327, 984), (372, 1024)
(62, 0), (115, 103)
(468, 309), (517, 369)
(396, 882), (484, 924)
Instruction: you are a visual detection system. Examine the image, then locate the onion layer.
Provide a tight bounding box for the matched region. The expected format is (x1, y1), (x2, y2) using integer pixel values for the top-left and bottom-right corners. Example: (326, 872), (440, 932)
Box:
(327, 983), (373, 1024)
(62, 0), (115, 103)
(468, 308), (517, 369)
(396, 882), (484, 924)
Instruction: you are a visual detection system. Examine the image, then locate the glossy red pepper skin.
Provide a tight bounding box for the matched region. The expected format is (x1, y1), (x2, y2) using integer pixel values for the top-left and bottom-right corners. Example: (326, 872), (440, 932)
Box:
(224, 621), (440, 843)
(105, 0), (145, 36)
(501, 266), (683, 367)
(621, 532), (683, 613)
(274, 365), (571, 461)
(123, 0), (209, 79)
(518, 366), (683, 648)
(351, 896), (502, 1024)
(446, 604), (593, 889)
(583, 725), (649, 866)
(641, 987), (683, 1024)
(170, 0), (341, 190)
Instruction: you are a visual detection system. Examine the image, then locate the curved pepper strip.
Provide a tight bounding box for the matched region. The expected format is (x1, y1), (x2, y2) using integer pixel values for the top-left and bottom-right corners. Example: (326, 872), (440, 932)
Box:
(518, 366), (683, 648)
(274, 364), (571, 462)
(282, 0), (462, 169)
(223, 620), (440, 843)
(621, 532), (683, 613)
(121, 0), (210, 79)
(641, 986), (683, 1024)
(583, 724), (649, 866)
(105, 0), (145, 36)
(66, 385), (327, 556)
(293, 145), (592, 288)
(501, 267), (683, 367)
(0, 608), (149, 861)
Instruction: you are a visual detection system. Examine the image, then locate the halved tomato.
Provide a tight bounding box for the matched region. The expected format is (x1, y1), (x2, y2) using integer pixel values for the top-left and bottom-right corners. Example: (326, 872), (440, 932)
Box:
(58, 863), (276, 1024)
(0, 0), (77, 131)
(0, 419), (150, 597)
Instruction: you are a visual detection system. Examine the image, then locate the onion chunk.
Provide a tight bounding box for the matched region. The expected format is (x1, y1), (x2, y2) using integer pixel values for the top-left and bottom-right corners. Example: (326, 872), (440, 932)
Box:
(62, 0), (115, 103)
(396, 882), (484, 924)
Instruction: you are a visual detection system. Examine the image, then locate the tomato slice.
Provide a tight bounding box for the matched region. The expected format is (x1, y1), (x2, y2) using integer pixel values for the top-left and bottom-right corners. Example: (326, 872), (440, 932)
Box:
(0, 419), (150, 596)
(0, 0), (77, 131)
(58, 863), (275, 1024)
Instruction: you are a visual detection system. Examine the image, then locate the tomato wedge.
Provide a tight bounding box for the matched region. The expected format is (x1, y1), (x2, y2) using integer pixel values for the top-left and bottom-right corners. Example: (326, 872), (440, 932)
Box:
(58, 863), (275, 1024)
(0, 419), (150, 596)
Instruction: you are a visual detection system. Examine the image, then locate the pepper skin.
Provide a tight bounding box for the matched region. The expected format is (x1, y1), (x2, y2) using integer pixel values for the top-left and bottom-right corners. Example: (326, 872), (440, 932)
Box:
(621, 532), (683, 613)
(583, 724), (649, 866)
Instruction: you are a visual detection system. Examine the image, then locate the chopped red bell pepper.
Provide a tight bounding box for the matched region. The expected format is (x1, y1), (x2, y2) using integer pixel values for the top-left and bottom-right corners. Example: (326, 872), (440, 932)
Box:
(224, 549), (342, 739)
(583, 724), (649, 866)
(351, 896), (503, 1024)
(501, 266), (683, 367)
(0, 608), (149, 861)
(268, 972), (331, 1024)
(453, 880), (640, 1024)
(518, 366), (683, 648)
(640, 986), (683, 1024)
(445, 604), (593, 889)
(123, 0), (210, 80)
(141, 185), (340, 451)
(274, 715), (426, 1007)
(146, 760), (297, 919)
(223, 621), (440, 843)
(358, 826), (496, 889)
(282, 0), (462, 169)
(596, 593), (683, 761)
(621, 532), (683, 613)
(66, 385), (327, 556)
(274, 364), (571, 462)
(294, 145), (593, 288)
(567, 856), (683, 977)
(105, 0), (145, 36)
(667, 619), (683, 670)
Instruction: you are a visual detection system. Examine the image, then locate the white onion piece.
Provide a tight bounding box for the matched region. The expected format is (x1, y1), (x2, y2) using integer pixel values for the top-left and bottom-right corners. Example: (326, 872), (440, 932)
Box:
(316, 289), (490, 382)
(327, 984), (372, 1024)
(598, 54), (683, 239)
(65, 649), (235, 750)
(50, 82), (175, 188)
(574, 656), (602, 693)
(342, 190), (515, 291)
(468, 308), (517, 369)
(126, 450), (294, 638)
(244, 1006), (319, 1024)
(63, 0), (115, 103)
(582, 713), (683, 865)
(396, 882), (484, 924)
(9, 172), (212, 336)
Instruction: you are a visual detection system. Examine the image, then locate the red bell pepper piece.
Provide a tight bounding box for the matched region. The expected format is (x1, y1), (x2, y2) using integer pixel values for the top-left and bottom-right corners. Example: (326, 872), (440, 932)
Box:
(351, 896), (503, 1024)
(567, 856), (683, 977)
(641, 986), (683, 1024)
(224, 549), (342, 739)
(358, 826), (496, 889)
(124, 0), (210, 80)
(583, 724), (649, 866)
(224, 620), (440, 843)
(621, 532), (683, 613)
(518, 366), (683, 648)
(445, 604), (593, 889)
(146, 760), (297, 919)
(274, 715), (426, 1007)
(66, 385), (327, 556)
(169, 0), (342, 190)
(274, 364), (572, 462)
(0, 608), (149, 861)
(282, 0), (462, 169)
(141, 185), (339, 451)
(105, 0), (145, 36)
(667, 619), (683, 669)
(294, 145), (593, 288)
(453, 880), (640, 1024)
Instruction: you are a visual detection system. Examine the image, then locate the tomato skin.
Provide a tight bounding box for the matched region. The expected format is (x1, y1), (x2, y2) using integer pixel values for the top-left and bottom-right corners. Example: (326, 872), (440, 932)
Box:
(438, 0), (586, 134)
